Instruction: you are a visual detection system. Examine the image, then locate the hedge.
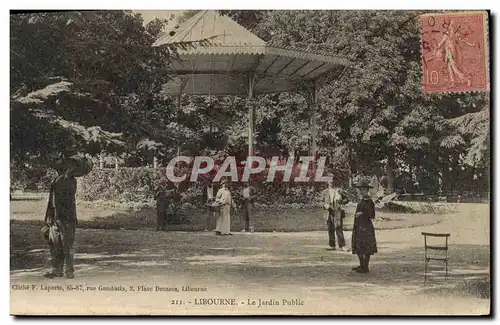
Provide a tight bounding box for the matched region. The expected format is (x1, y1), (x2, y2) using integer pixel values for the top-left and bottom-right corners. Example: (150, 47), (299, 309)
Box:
(77, 168), (161, 201)
(77, 167), (350, 205)
(11, 166), (58, 192)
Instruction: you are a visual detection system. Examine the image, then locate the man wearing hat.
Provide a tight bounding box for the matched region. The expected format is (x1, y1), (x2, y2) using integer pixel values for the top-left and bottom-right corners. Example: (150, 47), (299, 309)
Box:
(351, 177), (378, 273)
(321, 179), (349, 251)
(43, 154), (92, 279)
(241, 182), (257, 233)
(155, 177), (176, 231)
(202, 179), (219, 232)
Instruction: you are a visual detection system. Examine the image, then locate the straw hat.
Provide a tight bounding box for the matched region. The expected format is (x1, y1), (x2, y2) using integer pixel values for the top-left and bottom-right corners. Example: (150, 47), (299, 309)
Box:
(67, 154), (93, 177)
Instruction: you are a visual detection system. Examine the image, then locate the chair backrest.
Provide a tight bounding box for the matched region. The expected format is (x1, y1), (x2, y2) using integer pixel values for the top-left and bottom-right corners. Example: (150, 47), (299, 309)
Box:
(422, 232), (450, 251)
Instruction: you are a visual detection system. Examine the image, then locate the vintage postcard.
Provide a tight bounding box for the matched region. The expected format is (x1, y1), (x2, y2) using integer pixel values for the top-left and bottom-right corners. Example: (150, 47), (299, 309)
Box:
(10, 9), (491, 316)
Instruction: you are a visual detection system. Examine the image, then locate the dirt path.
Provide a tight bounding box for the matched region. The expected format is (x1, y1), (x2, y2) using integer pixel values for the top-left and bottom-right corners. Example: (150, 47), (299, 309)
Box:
(10, 204), (490, 315)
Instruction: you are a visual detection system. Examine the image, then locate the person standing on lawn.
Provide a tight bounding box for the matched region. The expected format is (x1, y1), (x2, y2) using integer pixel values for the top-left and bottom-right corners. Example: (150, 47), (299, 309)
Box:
(155, 177), (176, 231)
(241, 182), (257, 232)
(351, 178), (378, 273)
(43, 154), (91, 279)
(215, 178), (234, 236)
(202, 179), (218, 231)
(321, 179), (349, 251)
(155, 177), (168, 231)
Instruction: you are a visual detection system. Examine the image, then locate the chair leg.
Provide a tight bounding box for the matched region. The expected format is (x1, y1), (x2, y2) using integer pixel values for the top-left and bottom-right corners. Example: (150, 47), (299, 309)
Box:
(445, 259), (448, 281)
(424, 259), (427, 283)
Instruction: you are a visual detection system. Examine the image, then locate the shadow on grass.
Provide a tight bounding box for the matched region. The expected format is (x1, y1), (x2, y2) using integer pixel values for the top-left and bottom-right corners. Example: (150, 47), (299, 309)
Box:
(71, 207), (335, 232)
(182, 244), (490, 300)
(10, 197), (44, 201)
(10, 205), (445, 234)
(10, 220), (489, 300)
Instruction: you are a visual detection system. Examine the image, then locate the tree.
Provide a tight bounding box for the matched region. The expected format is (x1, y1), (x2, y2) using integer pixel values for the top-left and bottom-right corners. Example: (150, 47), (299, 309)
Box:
(91, 9), (490, 196)
(250, 10), (489, 194)
(10, 10), (210, 169)
(447, 102), (489, 168)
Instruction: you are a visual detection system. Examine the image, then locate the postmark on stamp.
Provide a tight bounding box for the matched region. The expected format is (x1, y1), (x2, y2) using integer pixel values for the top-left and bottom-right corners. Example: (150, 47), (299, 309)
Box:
(420, 11), (489, 93)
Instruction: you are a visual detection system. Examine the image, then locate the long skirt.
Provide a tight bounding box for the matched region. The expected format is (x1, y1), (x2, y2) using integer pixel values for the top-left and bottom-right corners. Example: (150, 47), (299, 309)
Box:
(216, 205), (231, 234)
(351, 218), (378, 256)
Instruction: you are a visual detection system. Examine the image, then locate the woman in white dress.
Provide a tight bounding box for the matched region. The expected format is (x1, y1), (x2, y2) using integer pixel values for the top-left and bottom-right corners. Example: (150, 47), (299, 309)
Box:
(215, 179), (234, 236)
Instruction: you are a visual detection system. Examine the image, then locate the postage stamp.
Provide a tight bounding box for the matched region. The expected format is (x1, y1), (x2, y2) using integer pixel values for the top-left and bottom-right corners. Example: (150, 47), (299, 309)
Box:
(420, 11), (489, 93)
(10, 10), (491, 316)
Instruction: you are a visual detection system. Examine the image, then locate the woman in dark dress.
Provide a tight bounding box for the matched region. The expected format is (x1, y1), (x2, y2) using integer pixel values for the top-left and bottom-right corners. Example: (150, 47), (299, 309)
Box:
(351, 178), (378, 273)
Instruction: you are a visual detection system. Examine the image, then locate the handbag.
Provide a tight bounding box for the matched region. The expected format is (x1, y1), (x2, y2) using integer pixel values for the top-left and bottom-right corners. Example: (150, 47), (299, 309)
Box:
(49, 224), (62, 245)
(41, 225), (50, 241)
(42, 178), (57, 243)
(41, 223), (61, 245)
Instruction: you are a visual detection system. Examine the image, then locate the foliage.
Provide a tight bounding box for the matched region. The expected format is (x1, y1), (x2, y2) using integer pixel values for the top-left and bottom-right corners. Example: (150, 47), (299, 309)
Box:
(247, 10), (489, 194)
(10, 163), (58, 192)
(77, 168), (160, 201)
(10, 10), (490, 198)
(77, 165), (350, 205)
(446, 104), (490, 168)
(10, 10), (212, 168)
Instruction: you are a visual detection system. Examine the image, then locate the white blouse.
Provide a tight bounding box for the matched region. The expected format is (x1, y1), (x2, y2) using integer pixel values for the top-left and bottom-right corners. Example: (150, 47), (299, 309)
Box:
(216, 188), (233, 206)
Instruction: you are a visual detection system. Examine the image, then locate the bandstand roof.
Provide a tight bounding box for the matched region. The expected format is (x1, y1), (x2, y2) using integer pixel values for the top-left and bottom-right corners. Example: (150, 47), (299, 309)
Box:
(153, 10), (350, 96)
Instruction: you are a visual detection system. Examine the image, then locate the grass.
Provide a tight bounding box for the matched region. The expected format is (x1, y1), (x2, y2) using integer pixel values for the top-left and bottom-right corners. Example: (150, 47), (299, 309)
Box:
(10, 196), (448, 232)
(10, 202), (490, 315)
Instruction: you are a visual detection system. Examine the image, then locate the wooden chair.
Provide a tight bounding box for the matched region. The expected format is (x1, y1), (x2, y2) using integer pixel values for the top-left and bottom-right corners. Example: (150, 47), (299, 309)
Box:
(422, 232), (450, 283)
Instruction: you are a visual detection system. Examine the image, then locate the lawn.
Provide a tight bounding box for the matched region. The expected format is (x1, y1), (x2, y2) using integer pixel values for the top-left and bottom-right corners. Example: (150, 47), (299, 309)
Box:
(10, 195), (448, 232)
(10, 202), (490, 315)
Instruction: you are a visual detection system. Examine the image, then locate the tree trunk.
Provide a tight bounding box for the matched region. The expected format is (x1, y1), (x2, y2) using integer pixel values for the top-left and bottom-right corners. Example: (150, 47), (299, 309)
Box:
(177, 95), (182, 157)
(408, 164), (413, 194)
(310, 81), (317, 161)
(451, 156), (459, 196)
(485, 163), (490, 200)
(348, 145), (354, 187)
(386, 150), (395, 194)
(442, 155), (451, 194)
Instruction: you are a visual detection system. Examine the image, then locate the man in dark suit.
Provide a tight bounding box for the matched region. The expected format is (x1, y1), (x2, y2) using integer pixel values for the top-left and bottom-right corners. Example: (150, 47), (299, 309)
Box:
(241, 182), (257, 232)
(44, 156), (85, 279)
(202, 179), (218, 231)
(155, 178), (176, 231)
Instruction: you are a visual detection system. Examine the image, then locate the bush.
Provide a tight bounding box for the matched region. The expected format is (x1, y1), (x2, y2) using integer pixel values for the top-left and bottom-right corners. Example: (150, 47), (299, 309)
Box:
(36, 168), (58, 190)
(10, 164), (57, 192)
(78, 168), (161, 201)
(78, 167), (351, 205)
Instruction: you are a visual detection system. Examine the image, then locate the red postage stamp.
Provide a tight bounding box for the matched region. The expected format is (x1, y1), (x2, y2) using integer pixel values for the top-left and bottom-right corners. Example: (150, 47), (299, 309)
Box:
(420, 11), (489, 93)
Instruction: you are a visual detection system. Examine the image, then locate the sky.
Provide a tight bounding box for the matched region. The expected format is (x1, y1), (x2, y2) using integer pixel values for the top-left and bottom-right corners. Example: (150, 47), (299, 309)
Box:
(132, 10), (185, 24)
